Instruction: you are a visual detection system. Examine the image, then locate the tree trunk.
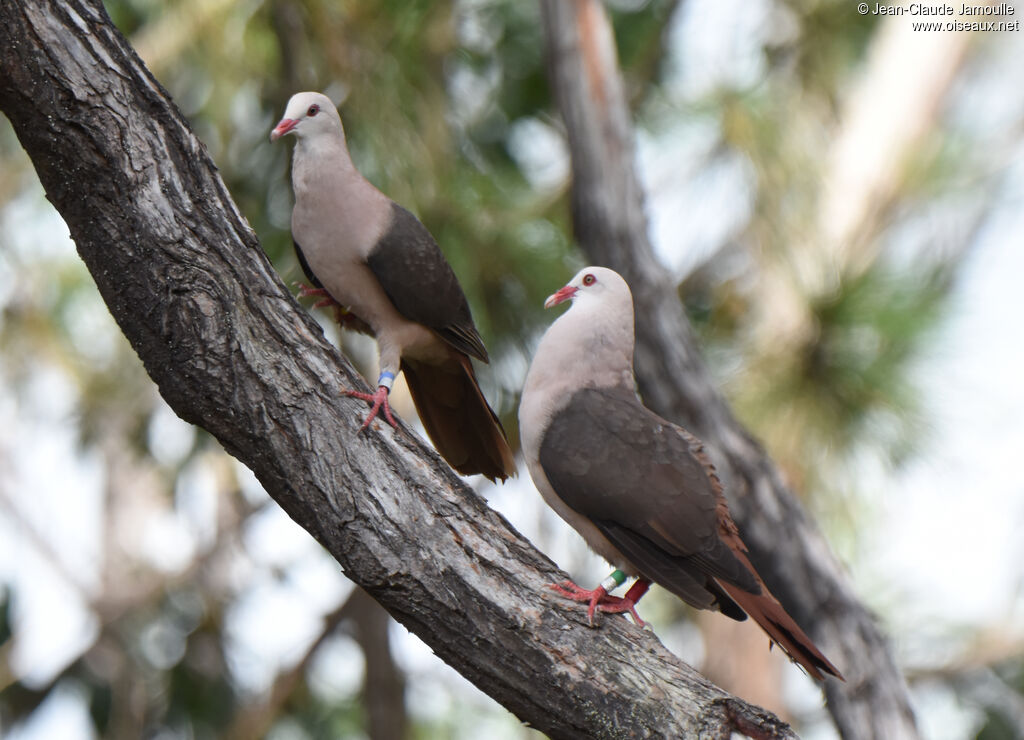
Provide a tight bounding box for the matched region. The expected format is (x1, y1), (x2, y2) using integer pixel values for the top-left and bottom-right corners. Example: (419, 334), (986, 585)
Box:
(539, 1), (919, 738)
(0, 1), (797, 737)
(349, 588), (407, 740)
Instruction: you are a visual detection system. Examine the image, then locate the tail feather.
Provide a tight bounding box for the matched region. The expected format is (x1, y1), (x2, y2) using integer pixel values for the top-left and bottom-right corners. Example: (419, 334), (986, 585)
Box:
(716, 578), (843, 681)
(401, 354), (515, 482)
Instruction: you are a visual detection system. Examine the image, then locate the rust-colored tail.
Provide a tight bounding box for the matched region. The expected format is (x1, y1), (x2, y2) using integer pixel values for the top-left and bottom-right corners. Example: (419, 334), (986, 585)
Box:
(715, 574), (843, 681)
(401, 354), (515, 482)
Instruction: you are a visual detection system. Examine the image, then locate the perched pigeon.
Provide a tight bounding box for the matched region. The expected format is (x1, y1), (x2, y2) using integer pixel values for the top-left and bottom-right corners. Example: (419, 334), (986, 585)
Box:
(519, 266), (842, 680)
(272, 92), (514, 482)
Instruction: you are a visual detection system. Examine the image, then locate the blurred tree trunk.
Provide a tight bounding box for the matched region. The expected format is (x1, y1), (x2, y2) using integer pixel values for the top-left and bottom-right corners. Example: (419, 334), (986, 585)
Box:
(0, 1), (799, 738)
(697, 613), (787, 718)
(349, 588), (407, 740)
(539, 1), (919, 738)
(225, 587), (407, 739)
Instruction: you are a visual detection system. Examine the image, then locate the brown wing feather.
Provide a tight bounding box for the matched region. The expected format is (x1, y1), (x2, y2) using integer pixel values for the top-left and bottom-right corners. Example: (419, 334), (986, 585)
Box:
(541, 386), (843, 680)
(539, 386), (759, 592)
(401, 352), (514, 482)
(715, 565), (844, 680)
(367, 203), (488, 362)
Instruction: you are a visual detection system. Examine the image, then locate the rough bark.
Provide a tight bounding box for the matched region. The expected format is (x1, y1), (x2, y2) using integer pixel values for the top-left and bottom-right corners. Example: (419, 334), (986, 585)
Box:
(0, 1), (796, 737)
(538, 1), (919, 738)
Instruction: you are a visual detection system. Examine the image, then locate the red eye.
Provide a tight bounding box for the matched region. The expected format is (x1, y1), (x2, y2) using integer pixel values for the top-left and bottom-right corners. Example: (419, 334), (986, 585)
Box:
(307, 104), (320, 117)
(582, 273), (596, 286)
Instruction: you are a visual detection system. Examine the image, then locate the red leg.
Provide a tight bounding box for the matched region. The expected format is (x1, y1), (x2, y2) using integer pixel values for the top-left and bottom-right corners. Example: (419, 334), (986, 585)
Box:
(548, 579), (648, 626)
(295, 283), (339, 309)
(343, 386), (398, 430)
(296, 282), (330, 299)
(623, 578), (651, 604)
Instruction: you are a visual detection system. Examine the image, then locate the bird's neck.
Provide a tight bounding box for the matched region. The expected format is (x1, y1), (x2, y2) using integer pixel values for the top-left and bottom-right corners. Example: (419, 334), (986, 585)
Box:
(520, 304), (635, 448)
(292, 135), (358, 186)
(290, 136), (386, 236)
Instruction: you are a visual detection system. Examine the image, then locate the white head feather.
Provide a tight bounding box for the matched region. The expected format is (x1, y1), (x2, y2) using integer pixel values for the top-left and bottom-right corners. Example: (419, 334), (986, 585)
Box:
(519, 266), (637, 455)
(270, 91), (345, 145)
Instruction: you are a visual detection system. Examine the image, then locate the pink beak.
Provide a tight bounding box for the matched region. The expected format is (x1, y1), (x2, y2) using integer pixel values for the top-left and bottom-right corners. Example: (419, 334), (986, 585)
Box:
(270, 118), (298, 142)
(544, 285), (578, 309)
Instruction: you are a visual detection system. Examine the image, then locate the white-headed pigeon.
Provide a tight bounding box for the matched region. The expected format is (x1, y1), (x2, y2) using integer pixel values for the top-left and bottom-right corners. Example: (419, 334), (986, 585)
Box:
(271, 92), (514, 482)
(519, 266), (842, 680)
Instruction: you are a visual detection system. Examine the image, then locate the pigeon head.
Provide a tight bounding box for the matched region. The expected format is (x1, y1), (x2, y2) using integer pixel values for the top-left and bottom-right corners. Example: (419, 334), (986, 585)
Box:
(270, 92), (343, 142)
(544, 266), (632, 312)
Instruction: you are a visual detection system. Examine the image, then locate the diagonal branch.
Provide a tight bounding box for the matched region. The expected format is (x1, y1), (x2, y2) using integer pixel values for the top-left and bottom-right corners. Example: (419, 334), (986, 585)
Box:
(0, 0), (796, 737)
(538, 1), (919, 737)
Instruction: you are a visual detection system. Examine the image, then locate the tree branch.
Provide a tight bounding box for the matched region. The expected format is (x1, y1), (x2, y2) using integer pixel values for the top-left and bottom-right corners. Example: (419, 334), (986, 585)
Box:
(538, 1), (919, 737)
(0, 1), (796, 737)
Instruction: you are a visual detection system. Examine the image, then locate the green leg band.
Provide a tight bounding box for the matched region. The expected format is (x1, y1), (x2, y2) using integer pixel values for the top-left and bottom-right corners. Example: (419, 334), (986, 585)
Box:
(599, 569), (627, 592)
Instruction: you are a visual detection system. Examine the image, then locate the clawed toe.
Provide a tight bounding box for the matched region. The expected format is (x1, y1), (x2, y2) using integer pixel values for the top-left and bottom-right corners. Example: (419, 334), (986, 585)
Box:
(343, 386), (398, 429)
(547, 580), (645, 626)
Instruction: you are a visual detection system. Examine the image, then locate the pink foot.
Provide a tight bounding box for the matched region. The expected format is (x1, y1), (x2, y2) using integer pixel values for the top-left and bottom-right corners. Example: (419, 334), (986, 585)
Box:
(295, 282), (338, 309)
(548, 580), (646, 626)
(343, 386), (398, 430)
